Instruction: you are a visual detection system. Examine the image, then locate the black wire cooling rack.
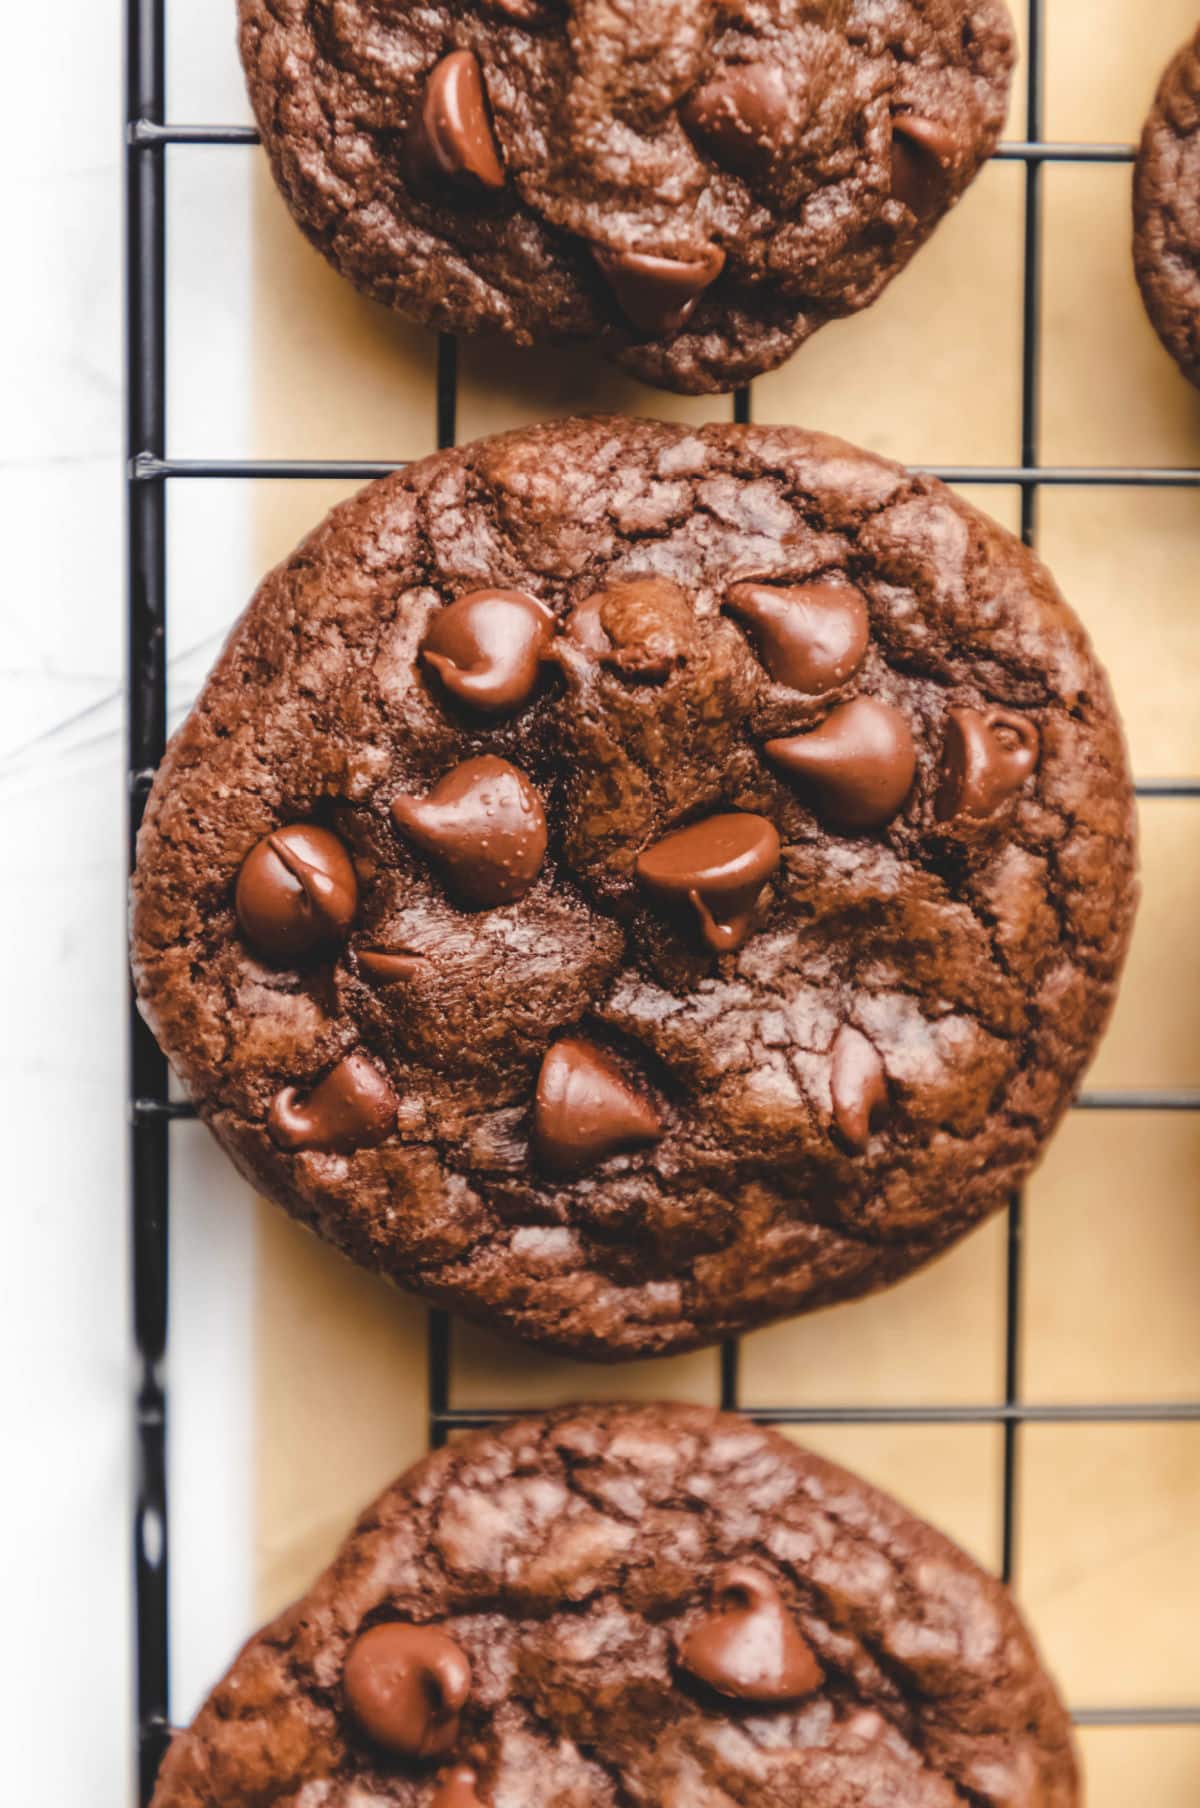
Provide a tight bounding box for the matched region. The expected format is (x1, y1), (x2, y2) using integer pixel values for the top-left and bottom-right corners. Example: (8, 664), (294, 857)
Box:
(127, 1), (1200, 1799)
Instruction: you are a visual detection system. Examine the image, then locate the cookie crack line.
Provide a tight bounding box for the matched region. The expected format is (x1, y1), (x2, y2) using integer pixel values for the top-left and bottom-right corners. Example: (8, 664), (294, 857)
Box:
(236, 0), (1016, 392)
(130, 416), (1137, 1360)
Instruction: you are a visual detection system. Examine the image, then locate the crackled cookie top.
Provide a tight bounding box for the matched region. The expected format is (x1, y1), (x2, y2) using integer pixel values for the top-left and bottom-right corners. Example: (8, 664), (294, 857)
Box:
(1134, 24), (1200, 387)
(237, 0), (1015, 393)
(131, 417), (1136, 1360)
(149, 1405), (1080, 1807)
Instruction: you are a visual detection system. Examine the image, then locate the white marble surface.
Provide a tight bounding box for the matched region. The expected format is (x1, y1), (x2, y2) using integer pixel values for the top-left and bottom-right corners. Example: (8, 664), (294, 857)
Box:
(4, 4), (258, 1800)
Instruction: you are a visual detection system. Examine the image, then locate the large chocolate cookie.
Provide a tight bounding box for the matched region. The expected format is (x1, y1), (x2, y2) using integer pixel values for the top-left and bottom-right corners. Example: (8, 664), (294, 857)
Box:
(150, 1404), (1079, 1807)
(131, 418), (1136, 1360)
(237, 0), (1015, 394)
(1134, 25), (1200, 387)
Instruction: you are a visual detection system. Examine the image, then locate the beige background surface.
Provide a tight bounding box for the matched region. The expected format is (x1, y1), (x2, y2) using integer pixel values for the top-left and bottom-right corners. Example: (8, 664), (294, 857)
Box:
(247, 4), (1200, 1798)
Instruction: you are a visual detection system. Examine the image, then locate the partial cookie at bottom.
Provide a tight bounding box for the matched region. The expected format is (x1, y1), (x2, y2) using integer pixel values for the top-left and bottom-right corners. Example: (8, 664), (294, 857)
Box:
(149, 1404), (1080, 1808)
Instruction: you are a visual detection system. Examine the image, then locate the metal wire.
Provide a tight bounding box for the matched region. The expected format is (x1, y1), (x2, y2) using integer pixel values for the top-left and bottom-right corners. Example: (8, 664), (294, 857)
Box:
(130, 456), (1200, 483)
(125, 3), (1200, 1798)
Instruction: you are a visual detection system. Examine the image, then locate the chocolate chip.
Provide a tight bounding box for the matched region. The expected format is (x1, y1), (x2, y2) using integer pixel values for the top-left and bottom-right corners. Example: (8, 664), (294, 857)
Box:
(890, 115), (957, 219)
(268, 1053), (398, 1154)
(935, 707), (1040, 822)
(765, 696), (916, 829)
(725, 579), (870, 693)
(421, 589), (555, 715)
(391, 756), (547, 908)
(830, 1024), (888, 1150)
(534, 1037), (662, 1174)
(343, 1622), (472, 1759)
(235, 825), (358, 962)
(682, 63), (791, 176)
(434, 1766), (488, 1808)
(678, 1564), (823, 1703)
(592, 244), (726, 335)
(356, 947), (424, 983)
(410, 51), (506, 192)
(567, 576), (692, 683)
(637, 813), (781, 952)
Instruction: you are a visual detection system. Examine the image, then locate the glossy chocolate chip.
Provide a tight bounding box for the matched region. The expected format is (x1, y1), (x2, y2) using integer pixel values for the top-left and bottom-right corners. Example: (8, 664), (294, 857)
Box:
(765, 697), (916, 830)
(682, 63), (790, 176)
(637, 813), (781, 952)
(268, 1054), (398, 1154)
(679, 1564), (823, 1703)
(567, 576), (691, 683)
(411, 51), (505, 191)
(391, 756), (547, 909)
(830, 1024), (888, 1150)
(434, 1765), (488, 1808)
(725, 579), (870, 693)
(534, 1037), (662, 1174)
(891, 115), (957, 218)
(235, 824), (358, 962)
(357, 947), (424, 983)
(935, 707), (1040, 821)
(344, 1622), (472, 1760)
(421, 589), (555, 716)
(592, 244), (726, 335)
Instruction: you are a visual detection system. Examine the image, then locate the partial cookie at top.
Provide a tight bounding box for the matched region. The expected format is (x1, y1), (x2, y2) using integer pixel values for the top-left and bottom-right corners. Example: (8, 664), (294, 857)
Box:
(148, 1404), (1080, 1808)
(237, 0), (1015, 393)
(130, 417), (1137, 1361)
(1134, 25), (1200, 387)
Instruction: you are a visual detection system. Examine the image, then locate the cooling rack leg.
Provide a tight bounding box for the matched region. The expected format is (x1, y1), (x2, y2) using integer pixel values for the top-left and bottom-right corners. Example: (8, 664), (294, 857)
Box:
(998, 0), (1047, 1594)
(127, 0), (170, 1801)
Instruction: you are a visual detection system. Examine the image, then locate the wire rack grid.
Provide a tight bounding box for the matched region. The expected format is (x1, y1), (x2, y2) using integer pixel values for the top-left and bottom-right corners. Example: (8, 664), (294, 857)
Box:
(126, 1), (1200, 1800)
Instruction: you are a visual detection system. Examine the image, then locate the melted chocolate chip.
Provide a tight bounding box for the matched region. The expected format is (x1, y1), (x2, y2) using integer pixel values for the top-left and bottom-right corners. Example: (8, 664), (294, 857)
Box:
(567, 576), (692, 683)
(356, 947), (424, 983)
(534, 1037), (662, 1174)
(935, 707), (1040, 821)
(434, 1765), (488, 1808)
(682, 63), (790, 176)
(830, 1025), (888, 1150)
(421, 589), (555, 715)
(411, 51), (505, 191)
(592, 244), (726, 334)
(891, 115), (957, 219)
(765, 697), (916, 829)
(391, 756), (547, 908)
(235, 824), (358, 962)
(679, 1564), (823, 1703)
(637, 813), (781, 952)
(725, 579), (870, 693)
(268, 1054), (398, 1154)
(344, 1622), (472, 1759)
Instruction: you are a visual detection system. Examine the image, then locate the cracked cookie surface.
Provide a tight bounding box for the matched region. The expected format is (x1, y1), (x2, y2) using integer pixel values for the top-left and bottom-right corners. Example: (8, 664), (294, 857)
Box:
(1134, 24), (1200, 388)
(130, 417), (1137, 1360)
(148, 1403), (1080, 1807)
(237, 0), (1015, 393)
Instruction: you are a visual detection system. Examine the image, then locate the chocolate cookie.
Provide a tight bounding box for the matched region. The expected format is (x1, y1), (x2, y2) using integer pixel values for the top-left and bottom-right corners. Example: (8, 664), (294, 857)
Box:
(130, 417), (1137, 1361)
(1134, 25), (1200, 387)
(149, 1404), (1079, 1807)
(237, 0), (1015, 394)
